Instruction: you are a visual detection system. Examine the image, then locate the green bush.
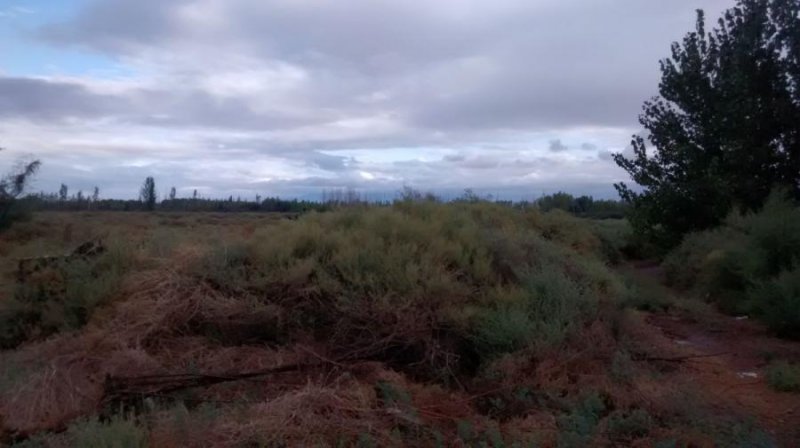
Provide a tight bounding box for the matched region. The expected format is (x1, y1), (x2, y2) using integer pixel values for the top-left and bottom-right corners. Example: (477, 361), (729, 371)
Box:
(191, 202), (624, 377)
(606, 409), (652, 439)
(766, 361), (800, 393)
(747, 267), (800, 339)
(67, 415), (147, 448)
(663, 191), (800, 336)
(557, 393), (606, 448)
(0, 241), (132, 348)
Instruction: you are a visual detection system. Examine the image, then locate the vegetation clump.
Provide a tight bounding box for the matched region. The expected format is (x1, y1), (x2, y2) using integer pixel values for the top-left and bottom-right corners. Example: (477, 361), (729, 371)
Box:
(766, 361), (800, 393)
(664, 191), (800, 336)
(192, 201), (624, 378)
(614, 0), (800, 250)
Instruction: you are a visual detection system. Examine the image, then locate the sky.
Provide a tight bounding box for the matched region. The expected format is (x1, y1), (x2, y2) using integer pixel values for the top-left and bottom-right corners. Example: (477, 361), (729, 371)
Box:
(0, 0), (734, 201)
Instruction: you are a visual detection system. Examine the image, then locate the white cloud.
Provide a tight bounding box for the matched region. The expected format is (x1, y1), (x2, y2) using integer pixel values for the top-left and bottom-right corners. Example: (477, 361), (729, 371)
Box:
(1, 0), (735, 199)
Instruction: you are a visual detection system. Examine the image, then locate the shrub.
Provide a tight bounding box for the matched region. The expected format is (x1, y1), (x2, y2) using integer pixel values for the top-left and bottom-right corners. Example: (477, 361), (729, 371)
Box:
(766, 361), (800, 393)
(0, 240), (132, 348)
(606, 409), (652, 439)
(663, 191), (800, 336)
(191, 202), (624, 378)
(747, 267), (800, 339)
(557, 393), (606, 447)
(67, 415), (147, 448)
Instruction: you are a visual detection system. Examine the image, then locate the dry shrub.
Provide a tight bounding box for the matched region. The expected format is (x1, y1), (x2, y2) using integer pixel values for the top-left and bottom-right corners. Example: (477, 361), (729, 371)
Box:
(190, 202), (625, 381)
(1, 204), (634, 444)
(149, 376), (388, 447)
(0, 265), (279, 435)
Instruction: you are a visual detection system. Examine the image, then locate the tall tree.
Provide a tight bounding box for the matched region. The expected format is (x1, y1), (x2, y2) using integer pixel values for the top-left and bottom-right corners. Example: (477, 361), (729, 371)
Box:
(169, 186), (176, 200)
(613, 0), (800, 249)
(92, 186), (100, 202)
(59, 184), (68, 201)
(140, 177), (157, 211)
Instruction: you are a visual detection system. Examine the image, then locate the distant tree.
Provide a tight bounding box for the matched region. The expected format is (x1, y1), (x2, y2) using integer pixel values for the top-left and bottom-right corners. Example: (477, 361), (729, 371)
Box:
(92, 186), (100, 202)
(140, 177), (157, 211)
(192, 189), (198, 200)
(169, 186), (176, 200)
(0, 149), (41, 229)
(76, 190), (84, 203)
(537, 191), (574, 212)
(59, 183), (68, 201)
(614, 0), (800, 249)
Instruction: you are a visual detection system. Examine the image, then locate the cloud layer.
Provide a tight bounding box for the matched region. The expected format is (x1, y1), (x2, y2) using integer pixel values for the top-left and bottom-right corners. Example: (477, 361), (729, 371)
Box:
(1, 0), (733, 199)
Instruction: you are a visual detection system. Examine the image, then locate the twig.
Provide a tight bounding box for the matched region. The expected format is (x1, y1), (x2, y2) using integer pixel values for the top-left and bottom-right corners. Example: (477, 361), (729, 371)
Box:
(102, 359), (344, 402)
(633, 351), (729, 363)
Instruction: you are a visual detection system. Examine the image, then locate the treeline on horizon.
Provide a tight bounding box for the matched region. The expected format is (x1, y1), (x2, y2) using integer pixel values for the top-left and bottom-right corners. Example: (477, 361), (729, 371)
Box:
(17, 180), (628, 219)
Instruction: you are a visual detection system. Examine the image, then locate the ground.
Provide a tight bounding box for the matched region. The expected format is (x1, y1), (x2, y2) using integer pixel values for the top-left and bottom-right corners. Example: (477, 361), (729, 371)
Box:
(623, 261), (800, 446)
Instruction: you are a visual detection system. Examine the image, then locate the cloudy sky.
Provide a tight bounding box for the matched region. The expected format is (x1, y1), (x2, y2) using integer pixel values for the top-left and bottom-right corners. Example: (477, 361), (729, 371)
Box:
(1, 0), (733, 200)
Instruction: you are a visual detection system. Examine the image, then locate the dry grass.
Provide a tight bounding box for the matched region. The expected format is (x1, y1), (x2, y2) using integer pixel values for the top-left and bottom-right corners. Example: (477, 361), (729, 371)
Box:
(0, 206), (793, 446)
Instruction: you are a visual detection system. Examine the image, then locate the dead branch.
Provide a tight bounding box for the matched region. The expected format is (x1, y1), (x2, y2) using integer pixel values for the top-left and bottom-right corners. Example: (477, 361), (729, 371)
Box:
(633, 351), (729, 363)
(101, 353), (364, 405)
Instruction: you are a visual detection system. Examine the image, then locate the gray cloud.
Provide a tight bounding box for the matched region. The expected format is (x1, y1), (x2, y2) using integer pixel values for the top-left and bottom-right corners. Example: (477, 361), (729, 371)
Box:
(598, 150), (615, 161)
(0, 77), (126, 121)
(549, 139), (568, 152)
(3, 0), (735, 198)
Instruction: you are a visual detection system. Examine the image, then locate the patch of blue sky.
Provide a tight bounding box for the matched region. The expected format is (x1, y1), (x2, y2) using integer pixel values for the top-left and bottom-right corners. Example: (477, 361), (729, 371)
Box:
(0, 0), (132, 78)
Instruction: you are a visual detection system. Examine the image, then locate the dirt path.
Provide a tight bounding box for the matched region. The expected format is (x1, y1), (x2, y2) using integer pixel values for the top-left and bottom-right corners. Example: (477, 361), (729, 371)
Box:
(626, 262), (800, 445)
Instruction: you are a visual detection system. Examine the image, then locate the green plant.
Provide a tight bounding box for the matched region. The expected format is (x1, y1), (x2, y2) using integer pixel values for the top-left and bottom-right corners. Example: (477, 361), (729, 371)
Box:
(606, 409), (652, 439)
(663, 192), (800, 336)
(0, 240), (132, 348)
(67, 414), (147, 448)
(766, 361), (800, 393)
(189, 202), (624, 377)
(557, 393), (606, 448)
(614, 1), (800, 250)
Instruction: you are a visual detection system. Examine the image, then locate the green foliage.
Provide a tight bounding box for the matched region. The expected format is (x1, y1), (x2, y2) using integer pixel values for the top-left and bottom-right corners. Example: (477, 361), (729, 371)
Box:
(606, 409), (652, 440)
(711, 419), (776, 448)
(0, 151), (41, 231)
(192, 202), (624, 377)
(747, 266), (800, 338)
(536, 192), (627, 219)
(472, 267), (597, 359)
(664, 192), (800, 336)
(557, 393), (606, 448)
(0, 241), (132, 348)
(766, 361), (800, 392)
(614, 0), (800, 250)
(617, 265), (679, 313)
(66, 415), (147, 448)
(139, 176), (157, 211)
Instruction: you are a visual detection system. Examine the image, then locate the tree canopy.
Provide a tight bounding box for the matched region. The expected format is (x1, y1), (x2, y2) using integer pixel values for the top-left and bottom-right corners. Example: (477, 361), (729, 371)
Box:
(614, 0), (800, 249)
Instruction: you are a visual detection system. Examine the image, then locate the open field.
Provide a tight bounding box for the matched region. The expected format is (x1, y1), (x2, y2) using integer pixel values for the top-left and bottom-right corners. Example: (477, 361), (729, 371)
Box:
(0, 205), (798, 447)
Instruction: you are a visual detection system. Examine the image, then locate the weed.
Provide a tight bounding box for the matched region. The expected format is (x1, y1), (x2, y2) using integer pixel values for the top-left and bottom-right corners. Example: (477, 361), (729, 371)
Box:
(0, 239), (132, 348)
(66, 414), (147, 448)
(557, 393), (607, 447)
(765, 361), (800, 393)
(606, 408), (652, 439)
(663, 192), (800, 336)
